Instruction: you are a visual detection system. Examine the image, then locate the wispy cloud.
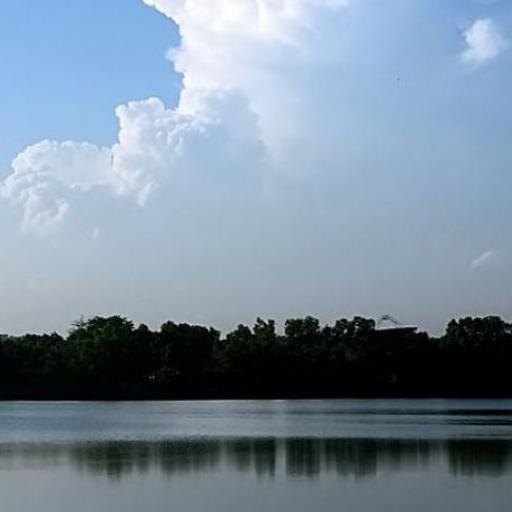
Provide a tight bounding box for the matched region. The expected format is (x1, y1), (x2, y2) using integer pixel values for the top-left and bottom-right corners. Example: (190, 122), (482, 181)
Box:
(462, 18), (508, 65)
(471, 250), (498, 270)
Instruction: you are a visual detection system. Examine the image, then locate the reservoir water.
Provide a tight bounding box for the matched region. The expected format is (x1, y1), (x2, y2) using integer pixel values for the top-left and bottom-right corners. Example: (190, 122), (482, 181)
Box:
(1, 399), (511, 511)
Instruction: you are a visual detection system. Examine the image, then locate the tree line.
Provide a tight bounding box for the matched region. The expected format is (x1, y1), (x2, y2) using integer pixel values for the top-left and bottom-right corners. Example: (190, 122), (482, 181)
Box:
(1, 315), (511, 399)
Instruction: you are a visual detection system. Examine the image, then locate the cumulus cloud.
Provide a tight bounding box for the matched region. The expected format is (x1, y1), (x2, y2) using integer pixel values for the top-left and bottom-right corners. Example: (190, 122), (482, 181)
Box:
(4, 2), (508, 236)
(144, 0), (349, 46)
(461, 18), (507, 65)
(471, 250), (498, 270)
(1, 141), (111, 233)
(1, 91), (266, 233)
(144, 0), (351, 157)
(2, 0), (349, 233)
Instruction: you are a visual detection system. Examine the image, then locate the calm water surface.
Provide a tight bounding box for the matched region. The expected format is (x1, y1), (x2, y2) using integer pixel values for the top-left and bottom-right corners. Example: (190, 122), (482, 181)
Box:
(1, 399), (511, 511)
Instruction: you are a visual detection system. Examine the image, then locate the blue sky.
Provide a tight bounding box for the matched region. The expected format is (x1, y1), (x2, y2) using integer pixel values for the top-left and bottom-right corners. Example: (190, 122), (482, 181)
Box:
(0, 1), (180, 172)
(1, 0), (511, 335)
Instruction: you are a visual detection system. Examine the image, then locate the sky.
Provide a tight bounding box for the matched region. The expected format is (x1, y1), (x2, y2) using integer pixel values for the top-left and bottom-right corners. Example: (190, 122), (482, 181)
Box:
(1, 0), (511, 336)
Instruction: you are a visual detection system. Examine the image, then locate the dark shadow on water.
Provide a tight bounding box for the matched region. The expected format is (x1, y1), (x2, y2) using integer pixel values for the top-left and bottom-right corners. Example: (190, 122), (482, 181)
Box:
(1, 438), (512, 481)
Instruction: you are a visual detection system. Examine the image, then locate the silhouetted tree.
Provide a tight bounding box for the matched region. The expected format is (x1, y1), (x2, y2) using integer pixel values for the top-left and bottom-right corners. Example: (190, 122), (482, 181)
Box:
(1, 314), (512, 398)
(68, 316), (136, 384)
(158, 322), (219, 378)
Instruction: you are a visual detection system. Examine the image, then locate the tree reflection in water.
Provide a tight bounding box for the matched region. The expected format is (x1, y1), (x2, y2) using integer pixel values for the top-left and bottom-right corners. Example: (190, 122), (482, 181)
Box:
(0, 438), (511, 481)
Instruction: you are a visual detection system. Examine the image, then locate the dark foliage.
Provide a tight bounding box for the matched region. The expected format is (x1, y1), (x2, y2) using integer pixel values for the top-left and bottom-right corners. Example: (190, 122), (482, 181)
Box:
(1, 315), (511, 399)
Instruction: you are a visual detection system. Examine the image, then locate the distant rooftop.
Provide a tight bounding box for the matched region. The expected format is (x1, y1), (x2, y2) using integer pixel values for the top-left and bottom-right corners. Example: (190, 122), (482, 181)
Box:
(375, 325), (417, 334)
(375, 315), (417, 334)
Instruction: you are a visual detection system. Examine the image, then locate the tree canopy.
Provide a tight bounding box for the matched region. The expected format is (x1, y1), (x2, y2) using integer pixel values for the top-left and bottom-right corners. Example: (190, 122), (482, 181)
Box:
(1, 315), (511, 399)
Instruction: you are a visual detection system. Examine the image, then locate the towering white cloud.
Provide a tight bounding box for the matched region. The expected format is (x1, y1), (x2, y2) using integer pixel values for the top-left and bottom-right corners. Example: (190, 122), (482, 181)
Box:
(462, 18), (507, 65)
(1, 90), (266, 232)
(2, 0), (349, 233)
(1, 141), (111, 233)
(143, 0), (353, 170)
(2, 2), (509, 235)
(111, 92), (266, 204)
